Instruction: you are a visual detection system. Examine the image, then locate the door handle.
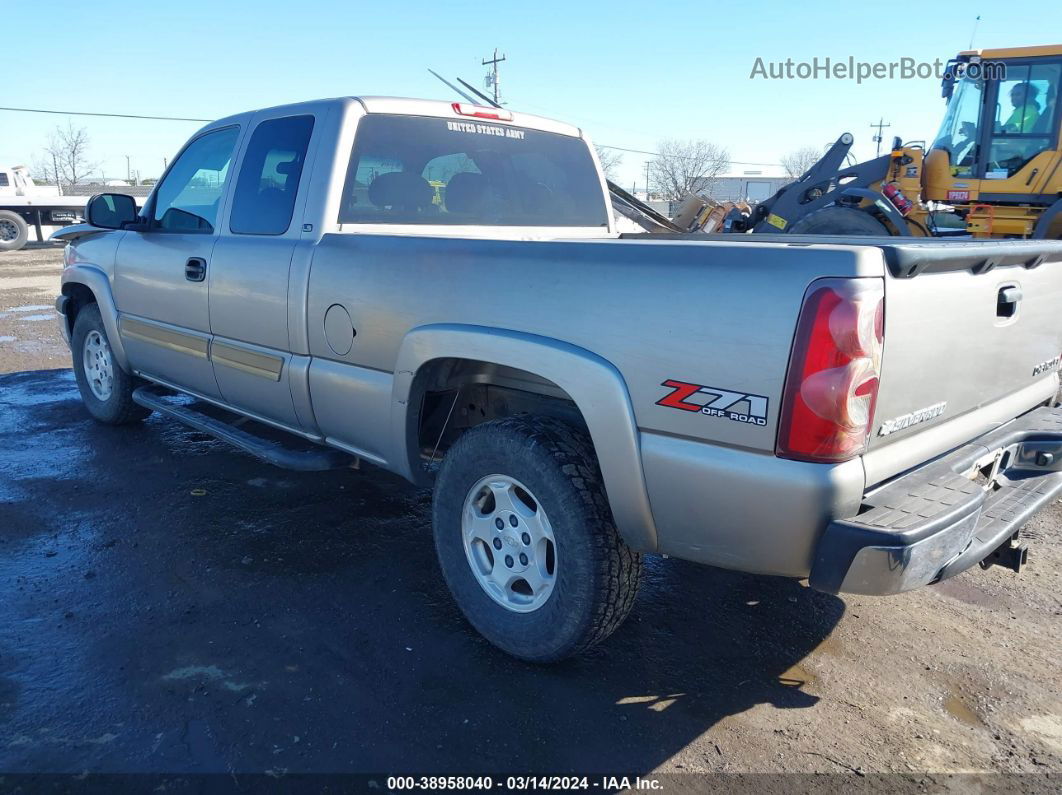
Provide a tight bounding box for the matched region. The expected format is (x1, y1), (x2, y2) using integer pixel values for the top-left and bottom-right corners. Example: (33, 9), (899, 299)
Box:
(997, 285), (1022, 318)
(185, 257), (207, 282)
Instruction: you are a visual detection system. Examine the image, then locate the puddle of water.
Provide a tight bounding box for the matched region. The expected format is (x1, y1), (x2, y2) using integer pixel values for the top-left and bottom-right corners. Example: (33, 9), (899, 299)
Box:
(944, 693), (983, 727)
(778, 662), (818, 688)
(10, 304), (52, 313)
(0, 336), (15, 343)
(20, 314), (53, 322)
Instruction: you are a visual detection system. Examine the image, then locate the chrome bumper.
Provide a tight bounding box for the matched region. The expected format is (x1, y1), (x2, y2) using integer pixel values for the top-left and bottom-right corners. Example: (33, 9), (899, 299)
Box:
(810, 404), (1062, 595)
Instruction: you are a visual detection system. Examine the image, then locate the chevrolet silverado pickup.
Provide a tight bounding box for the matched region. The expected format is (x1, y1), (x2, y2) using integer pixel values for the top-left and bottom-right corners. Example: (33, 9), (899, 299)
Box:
(53, 97), (1062, 662)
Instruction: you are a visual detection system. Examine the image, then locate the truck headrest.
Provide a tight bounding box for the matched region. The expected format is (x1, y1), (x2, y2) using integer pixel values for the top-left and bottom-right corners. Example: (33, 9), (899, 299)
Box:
(445, 172), (488, 215)
(368, 171), (432, 211)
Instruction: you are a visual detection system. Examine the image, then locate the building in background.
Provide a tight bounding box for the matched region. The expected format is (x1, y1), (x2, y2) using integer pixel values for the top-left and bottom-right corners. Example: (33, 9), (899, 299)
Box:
(702, 166), (790, 204)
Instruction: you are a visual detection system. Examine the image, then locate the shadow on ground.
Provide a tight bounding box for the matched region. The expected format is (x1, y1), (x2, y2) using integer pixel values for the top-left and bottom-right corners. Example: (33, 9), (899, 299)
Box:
(0, 369), (843, 774)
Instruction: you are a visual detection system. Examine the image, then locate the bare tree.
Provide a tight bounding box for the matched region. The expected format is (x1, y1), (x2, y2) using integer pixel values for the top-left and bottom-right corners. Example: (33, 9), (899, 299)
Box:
(649, 139), (730, 201)
(780, 146), (823, 181)
(43, 120), (99, 190)
(29, 156), (60, 187)
(594, 145), (623, 181)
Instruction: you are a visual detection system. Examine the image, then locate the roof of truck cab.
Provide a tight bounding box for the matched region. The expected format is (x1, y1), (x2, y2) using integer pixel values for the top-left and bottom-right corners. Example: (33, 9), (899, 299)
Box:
(205, 97), (583, 139)
(958, 44), (1062, 58)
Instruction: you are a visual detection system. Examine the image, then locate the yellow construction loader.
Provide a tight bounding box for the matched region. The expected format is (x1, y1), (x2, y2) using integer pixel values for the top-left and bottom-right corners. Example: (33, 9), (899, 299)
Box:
(716, 44), (1062, 239)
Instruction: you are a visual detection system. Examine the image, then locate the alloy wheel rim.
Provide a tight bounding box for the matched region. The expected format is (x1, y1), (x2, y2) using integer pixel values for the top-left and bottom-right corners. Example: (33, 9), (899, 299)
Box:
(461, 474), (557, 613)
(82, 330), (114, 401)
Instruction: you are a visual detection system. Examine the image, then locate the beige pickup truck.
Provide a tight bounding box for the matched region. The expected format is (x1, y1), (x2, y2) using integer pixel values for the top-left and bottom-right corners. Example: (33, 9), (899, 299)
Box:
(54, 96), (1062, 661)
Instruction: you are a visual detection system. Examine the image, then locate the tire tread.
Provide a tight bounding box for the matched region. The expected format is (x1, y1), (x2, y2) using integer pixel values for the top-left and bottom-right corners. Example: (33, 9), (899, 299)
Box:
(480, 415), (642, 656)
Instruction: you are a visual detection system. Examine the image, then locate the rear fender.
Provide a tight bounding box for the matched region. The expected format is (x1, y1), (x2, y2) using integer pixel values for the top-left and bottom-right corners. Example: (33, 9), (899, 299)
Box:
(391, 324), (658, 553)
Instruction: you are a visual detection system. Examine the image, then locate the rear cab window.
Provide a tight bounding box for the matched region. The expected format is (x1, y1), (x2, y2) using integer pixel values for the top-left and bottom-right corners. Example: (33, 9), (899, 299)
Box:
(339, 114), (607, 228)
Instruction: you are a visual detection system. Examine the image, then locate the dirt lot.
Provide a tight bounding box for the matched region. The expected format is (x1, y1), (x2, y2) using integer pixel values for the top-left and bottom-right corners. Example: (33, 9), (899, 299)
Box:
(0, 246), (1059, 788)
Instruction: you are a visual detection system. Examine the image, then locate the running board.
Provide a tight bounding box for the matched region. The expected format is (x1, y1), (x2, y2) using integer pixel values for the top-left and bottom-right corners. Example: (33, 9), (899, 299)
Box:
(132, 387), (355, 472)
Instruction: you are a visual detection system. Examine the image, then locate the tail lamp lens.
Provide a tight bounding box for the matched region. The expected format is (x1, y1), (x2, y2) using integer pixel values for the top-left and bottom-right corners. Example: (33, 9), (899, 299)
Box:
(777, 278), (885, 462)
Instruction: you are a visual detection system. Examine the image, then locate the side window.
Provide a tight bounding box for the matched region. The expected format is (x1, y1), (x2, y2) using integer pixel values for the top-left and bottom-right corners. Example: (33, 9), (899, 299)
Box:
(152, 127), (239, 232)
(987, 63), (1060, 178)
(0, 173), (9, 187)
(230, 115), (315, 235)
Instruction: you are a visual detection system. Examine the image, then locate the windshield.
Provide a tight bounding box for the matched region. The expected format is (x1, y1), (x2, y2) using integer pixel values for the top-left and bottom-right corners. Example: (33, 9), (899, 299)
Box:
(931, 73), (985, 177)
(339, 114), (608, 227)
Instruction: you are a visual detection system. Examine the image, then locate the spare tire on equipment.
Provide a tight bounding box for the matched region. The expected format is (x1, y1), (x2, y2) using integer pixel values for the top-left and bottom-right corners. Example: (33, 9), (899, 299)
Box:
(787, 205), (891, 236)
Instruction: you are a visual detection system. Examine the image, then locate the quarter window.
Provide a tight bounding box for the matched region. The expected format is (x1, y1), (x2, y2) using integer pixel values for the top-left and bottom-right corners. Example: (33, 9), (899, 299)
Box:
(230, 115), (315, 235)
(152, 127), (239, 233)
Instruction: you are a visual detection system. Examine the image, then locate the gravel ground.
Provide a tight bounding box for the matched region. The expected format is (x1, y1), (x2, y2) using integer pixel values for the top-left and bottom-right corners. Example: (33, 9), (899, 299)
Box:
(0, 243), (70, 373)
(0, 246), (1059, 789)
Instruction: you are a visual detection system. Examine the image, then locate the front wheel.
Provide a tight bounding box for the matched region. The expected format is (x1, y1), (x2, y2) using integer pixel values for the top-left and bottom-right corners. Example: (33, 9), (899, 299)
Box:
(71, 303), (150, 425)
(433, 416), (642, 662)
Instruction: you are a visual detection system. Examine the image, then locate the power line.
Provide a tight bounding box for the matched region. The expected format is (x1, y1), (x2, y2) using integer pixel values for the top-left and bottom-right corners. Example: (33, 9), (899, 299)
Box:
(0, 106), (210, 122)
(596, 142), (783, 167)
(1, 103), (785, 167)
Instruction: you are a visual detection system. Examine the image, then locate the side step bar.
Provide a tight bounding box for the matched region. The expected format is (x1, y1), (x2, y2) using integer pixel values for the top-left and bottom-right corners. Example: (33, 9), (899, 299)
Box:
(132, 387), (355, 472)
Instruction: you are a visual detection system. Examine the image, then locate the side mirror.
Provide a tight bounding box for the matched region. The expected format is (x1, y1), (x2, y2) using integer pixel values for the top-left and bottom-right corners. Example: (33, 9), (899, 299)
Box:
(86, 193), (139, 229)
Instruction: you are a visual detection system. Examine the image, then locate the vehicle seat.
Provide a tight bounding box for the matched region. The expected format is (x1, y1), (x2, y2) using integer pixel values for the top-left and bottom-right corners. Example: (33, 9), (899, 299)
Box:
(445, 172), (488, 215)
(1032, 99), (1055, 134)
(368, 171), (433, 212)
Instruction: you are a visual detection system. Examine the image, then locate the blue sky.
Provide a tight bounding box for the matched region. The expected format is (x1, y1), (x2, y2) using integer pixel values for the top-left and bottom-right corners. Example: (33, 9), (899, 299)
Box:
(4, 0), (1061, 189)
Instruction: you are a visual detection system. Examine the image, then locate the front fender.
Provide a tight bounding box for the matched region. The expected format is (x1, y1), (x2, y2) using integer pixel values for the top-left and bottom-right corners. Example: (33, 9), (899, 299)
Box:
(391, 324), (658, 553)
(60, 264), (129, 371)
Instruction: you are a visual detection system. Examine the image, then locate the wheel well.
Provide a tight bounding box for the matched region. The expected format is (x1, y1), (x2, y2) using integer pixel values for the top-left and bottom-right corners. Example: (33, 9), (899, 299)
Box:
(406, 357), (589, 483)
(61, 282), (97, 336)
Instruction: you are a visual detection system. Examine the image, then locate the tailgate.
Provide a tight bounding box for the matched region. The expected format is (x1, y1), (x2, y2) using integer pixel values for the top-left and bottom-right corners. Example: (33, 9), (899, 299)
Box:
(866, 240), (1062, 480)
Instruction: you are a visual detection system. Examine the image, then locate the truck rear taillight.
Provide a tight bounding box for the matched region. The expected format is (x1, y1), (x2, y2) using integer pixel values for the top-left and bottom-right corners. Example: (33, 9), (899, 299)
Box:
(777, 278), (884, 463)
(451, 102), (513, 122)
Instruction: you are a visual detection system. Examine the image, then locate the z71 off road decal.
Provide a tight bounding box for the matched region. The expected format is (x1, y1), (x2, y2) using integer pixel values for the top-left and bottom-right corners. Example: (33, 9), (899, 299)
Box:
(656, 379), (769, 426)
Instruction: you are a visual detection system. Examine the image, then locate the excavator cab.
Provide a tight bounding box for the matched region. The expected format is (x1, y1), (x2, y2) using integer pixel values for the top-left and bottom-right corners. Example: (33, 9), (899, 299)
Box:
(923, 47), (1062, 236)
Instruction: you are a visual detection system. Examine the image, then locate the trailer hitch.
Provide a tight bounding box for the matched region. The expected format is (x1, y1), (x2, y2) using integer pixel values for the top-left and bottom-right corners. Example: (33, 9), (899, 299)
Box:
(979, 532), (1029, 574)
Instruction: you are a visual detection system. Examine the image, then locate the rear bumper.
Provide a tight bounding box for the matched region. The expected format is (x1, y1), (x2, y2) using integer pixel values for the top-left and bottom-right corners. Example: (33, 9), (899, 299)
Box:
(810, 404), (1062, 595)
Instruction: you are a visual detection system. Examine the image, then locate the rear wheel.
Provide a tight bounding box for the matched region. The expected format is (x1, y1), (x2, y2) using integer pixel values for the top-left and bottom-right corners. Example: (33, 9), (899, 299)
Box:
(788, 205), (891, 236)
(0, 210), (29, 252)
(433, 415), (642, 662)
(71, 303), (150, 425)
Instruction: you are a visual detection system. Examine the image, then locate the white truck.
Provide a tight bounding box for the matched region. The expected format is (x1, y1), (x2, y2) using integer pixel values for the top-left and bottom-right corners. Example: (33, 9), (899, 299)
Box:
(0, 165), (87, 251)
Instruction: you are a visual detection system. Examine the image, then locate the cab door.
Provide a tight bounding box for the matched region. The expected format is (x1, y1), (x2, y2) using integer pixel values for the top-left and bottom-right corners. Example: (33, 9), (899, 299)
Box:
(207, 110), (321, 430)
(979, 60), (1061, 193)
(113, 125), (241, 398)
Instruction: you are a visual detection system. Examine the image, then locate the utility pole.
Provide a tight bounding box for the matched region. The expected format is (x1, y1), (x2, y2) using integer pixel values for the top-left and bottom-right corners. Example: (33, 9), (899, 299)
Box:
(125, 155), (131, 183)
(870, 118), (892, 157)
(644, 161), (651, 199)
(482, 48), (506, 105)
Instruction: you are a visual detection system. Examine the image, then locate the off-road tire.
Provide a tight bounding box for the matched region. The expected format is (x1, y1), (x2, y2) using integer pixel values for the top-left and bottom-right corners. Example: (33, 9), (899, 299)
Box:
(71, 303), (150, 425)
(433, 415), (642, 662)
